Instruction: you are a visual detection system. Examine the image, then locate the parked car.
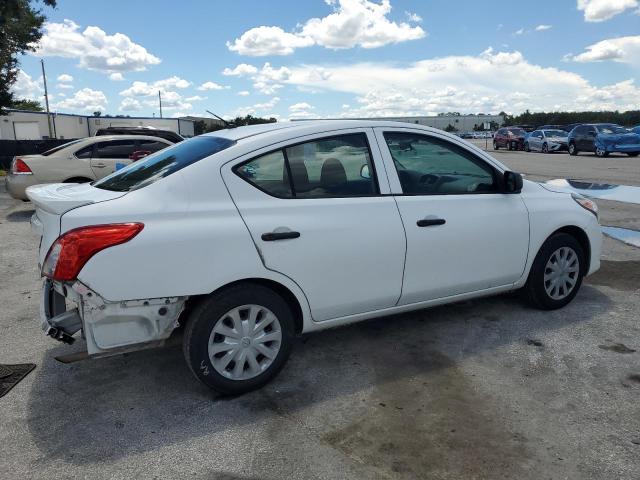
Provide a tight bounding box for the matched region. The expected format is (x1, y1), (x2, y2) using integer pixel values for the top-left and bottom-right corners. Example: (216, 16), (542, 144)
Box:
(568, 124), (640, 157)
(537, 124), (566, 131)
(95, 126), (184, 143)
(28, 120), (601, 394)
(6, 135), (173, 200)
(525, 129), (569, 153)
(632, 125), (640, 135)
(493, 127), (527, 150)
(564, 123), (582, 132)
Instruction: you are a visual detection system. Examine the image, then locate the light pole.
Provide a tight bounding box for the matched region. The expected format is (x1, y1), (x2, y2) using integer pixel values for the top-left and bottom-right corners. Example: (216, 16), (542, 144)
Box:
(40, 59), (54, 138)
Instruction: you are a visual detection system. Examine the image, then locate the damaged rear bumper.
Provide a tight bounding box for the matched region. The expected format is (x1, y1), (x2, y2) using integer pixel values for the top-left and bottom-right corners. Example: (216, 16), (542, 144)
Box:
(40, 279), (186, 356)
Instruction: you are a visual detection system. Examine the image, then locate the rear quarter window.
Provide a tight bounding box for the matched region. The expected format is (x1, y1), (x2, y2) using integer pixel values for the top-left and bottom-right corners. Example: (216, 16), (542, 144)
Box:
(93, 136), (235, 192)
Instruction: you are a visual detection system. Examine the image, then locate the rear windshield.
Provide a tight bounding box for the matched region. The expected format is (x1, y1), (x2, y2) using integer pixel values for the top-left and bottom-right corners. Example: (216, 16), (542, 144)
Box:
(93, 136), (235, 192)
(41, 139), (83, 156)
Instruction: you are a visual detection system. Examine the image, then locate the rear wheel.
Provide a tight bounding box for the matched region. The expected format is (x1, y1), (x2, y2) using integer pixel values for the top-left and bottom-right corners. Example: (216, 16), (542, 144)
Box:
(524, 233), (585, 310)
(627, 152), (639, 157)
(183, 283), (295, 395)
(568, 143), (578, 156)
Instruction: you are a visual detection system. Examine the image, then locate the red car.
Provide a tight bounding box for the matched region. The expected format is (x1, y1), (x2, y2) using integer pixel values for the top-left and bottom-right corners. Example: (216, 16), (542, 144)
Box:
(493, 127), (527, 150)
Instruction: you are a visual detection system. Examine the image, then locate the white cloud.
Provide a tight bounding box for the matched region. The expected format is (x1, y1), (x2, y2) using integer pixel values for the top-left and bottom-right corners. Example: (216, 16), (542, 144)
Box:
(535, 24), (552, 31)
(570, 35), (640, 64)
(56, 73), (73, 82)
(185, 95), (206, 101)
(222, 62), (292, 94)
(197, 81), (226, 91)
(405, 11), (422, 23)
(222, 63), (259, 76)
(109, 72), (125, 81)
(119, 76), (191, 97)
(10, 70), (43, 100)
(253, 97), (280, 110)
(119, 97), (142, 112)
(237, 90), (250, 96)
(289, 102), (314, 112)
(227, 0), (425, 56)
(33, 19), (161, 73)
(514, 28), (525, 35)
(577, 0), (638, 21)
(54, 88), (107, 112)
(281, 47), (640, 116)
(56, 83), (74, 90)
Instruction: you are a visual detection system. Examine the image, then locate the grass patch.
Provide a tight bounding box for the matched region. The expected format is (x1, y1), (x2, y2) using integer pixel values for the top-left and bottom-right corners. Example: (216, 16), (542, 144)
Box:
(0, 169), (6, 177)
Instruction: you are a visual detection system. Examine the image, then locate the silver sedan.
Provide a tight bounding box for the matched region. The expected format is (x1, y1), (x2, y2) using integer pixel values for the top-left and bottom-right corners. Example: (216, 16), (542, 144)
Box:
(525, 129), (568, 153)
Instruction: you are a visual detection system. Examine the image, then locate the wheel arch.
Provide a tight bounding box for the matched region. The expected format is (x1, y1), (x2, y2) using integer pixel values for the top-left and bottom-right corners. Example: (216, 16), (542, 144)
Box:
(549, 225), (591, 274)
(182, 278), (305, 334)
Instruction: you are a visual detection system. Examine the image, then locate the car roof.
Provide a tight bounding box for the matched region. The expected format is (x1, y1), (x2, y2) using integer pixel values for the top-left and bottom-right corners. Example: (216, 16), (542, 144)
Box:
(85, 134), (172, 143)
(203, 120), (455, 142)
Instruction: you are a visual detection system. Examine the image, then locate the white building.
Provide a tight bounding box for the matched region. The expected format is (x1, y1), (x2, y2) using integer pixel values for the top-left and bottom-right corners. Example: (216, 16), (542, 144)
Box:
(0, 110), (195, 140)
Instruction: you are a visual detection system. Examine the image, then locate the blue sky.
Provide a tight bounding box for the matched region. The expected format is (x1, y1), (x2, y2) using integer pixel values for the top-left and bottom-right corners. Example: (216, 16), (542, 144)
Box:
(12, 0), (640, 120)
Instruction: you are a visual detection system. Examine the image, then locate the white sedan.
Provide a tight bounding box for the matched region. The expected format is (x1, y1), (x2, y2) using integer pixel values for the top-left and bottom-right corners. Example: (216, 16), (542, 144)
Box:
(28, 120), (601, 394)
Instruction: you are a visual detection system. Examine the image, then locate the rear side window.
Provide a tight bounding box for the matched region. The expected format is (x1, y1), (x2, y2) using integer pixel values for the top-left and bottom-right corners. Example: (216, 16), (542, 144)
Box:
(234, 133), (378, 198)
(94, 140), (137, 159)
(42, 139), (83, 156)
(139, 139), (169, 153)
(94, 136), (235, 192)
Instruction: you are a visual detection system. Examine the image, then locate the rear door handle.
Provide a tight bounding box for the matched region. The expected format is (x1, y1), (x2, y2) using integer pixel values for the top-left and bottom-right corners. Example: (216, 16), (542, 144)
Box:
(417, 218), (446, 227)
(261, 231), (301, 241)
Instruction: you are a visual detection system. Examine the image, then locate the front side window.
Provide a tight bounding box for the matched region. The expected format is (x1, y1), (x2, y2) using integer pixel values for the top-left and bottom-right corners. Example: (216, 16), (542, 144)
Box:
(235, 133), (378, 198)
(94, 136), (235, 192)
(384, 132), (497, 195)
(75, 145), (93, 159)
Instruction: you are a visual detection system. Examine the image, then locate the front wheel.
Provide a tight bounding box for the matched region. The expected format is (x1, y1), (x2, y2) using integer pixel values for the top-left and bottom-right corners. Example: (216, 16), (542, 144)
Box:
(568, 143), (578, 156)
(183, 283), (295, 395)
(542, 143), (549, 154)
(627, 152), (639, 157)
(524, 142), (530, 152)
(493, 141), (499, 150)
(524, 233), (585, 310)
(595, 146), (609, 157)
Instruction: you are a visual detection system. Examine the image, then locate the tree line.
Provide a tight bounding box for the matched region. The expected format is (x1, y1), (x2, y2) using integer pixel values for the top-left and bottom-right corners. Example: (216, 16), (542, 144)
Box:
(503, 109), (640, 128)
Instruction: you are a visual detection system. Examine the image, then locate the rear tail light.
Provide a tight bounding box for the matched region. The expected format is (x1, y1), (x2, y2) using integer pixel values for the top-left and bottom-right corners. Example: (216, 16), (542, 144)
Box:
(42, 223), (144, 281)
(11, 158), (33, 174)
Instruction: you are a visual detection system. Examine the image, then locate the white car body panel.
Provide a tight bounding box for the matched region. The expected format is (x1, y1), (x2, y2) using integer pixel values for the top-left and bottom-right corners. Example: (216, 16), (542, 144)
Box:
(26, 120), (602, 356)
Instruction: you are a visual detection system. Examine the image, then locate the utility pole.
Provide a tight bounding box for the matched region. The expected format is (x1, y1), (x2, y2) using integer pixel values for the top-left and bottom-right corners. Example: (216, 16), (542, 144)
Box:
(41, 59), (54, 138)
(158, 90), (163, 118)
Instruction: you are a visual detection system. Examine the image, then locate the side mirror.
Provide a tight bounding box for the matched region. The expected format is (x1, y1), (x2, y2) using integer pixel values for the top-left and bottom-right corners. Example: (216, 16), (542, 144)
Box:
(503, 171), (523, 193)
(360, 164), (371, 179)
(129, 150), (151, 161)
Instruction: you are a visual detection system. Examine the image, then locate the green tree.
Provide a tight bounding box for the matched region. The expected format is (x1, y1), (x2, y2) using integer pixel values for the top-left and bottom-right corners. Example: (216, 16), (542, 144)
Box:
(231, 114), (277, 126)
(10, 98), (43, 111)
(444, 123), (458, 132)
(0, 0), (57, 113)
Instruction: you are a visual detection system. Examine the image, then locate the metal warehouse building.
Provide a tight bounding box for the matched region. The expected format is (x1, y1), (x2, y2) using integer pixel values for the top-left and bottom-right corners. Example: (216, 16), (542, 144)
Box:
(0, 110), (195, 140)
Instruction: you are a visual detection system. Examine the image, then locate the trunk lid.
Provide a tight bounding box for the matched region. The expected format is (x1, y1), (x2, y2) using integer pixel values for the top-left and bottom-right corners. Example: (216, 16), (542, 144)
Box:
(26, 183), (127, 265)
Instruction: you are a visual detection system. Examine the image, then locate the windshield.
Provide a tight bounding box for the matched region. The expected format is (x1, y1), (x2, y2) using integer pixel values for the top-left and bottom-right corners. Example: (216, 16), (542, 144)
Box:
(543, 130), (566, 137)
(507, 129), (525, 136)
(41, 139), (83, 156)
(93, 136), (235, 192)
(597, 125), (629, 134)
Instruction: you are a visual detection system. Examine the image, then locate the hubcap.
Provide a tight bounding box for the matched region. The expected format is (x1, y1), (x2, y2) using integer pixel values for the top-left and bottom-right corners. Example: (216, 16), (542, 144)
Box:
(544, 247), (580, 300)
(207, 304), (282, 380)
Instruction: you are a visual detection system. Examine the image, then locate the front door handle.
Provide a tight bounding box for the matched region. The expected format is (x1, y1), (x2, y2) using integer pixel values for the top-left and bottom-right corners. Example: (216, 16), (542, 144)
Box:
(261, 231), (301, 241)
(93, 163), (106, 168)
(417, 218), (446, 227)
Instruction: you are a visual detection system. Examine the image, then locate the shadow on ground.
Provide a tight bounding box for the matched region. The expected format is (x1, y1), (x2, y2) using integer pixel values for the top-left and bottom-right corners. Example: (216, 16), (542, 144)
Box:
(5, 210), (34, 222)
(27, 286), (612, 478)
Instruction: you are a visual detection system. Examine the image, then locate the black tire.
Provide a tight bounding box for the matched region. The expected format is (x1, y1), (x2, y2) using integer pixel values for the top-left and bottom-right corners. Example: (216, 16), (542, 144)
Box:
(542, 143), (549, 154)
(595, 147), (609, 158)
(183, 283), (295, 395)
(568, 143), (578, 156)
(524, 142), (530, 152)
(493, 141), (499, 150)
(524, 233), (585, 310)
(627, 152), (639, 157)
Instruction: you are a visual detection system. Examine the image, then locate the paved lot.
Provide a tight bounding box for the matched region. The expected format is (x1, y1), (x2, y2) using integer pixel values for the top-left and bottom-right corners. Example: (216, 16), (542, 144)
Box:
(1, 146), (639, 480)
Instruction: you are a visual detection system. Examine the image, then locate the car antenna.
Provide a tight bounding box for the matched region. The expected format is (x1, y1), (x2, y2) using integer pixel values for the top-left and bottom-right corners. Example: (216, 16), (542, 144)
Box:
(206, 110), (235, 129)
